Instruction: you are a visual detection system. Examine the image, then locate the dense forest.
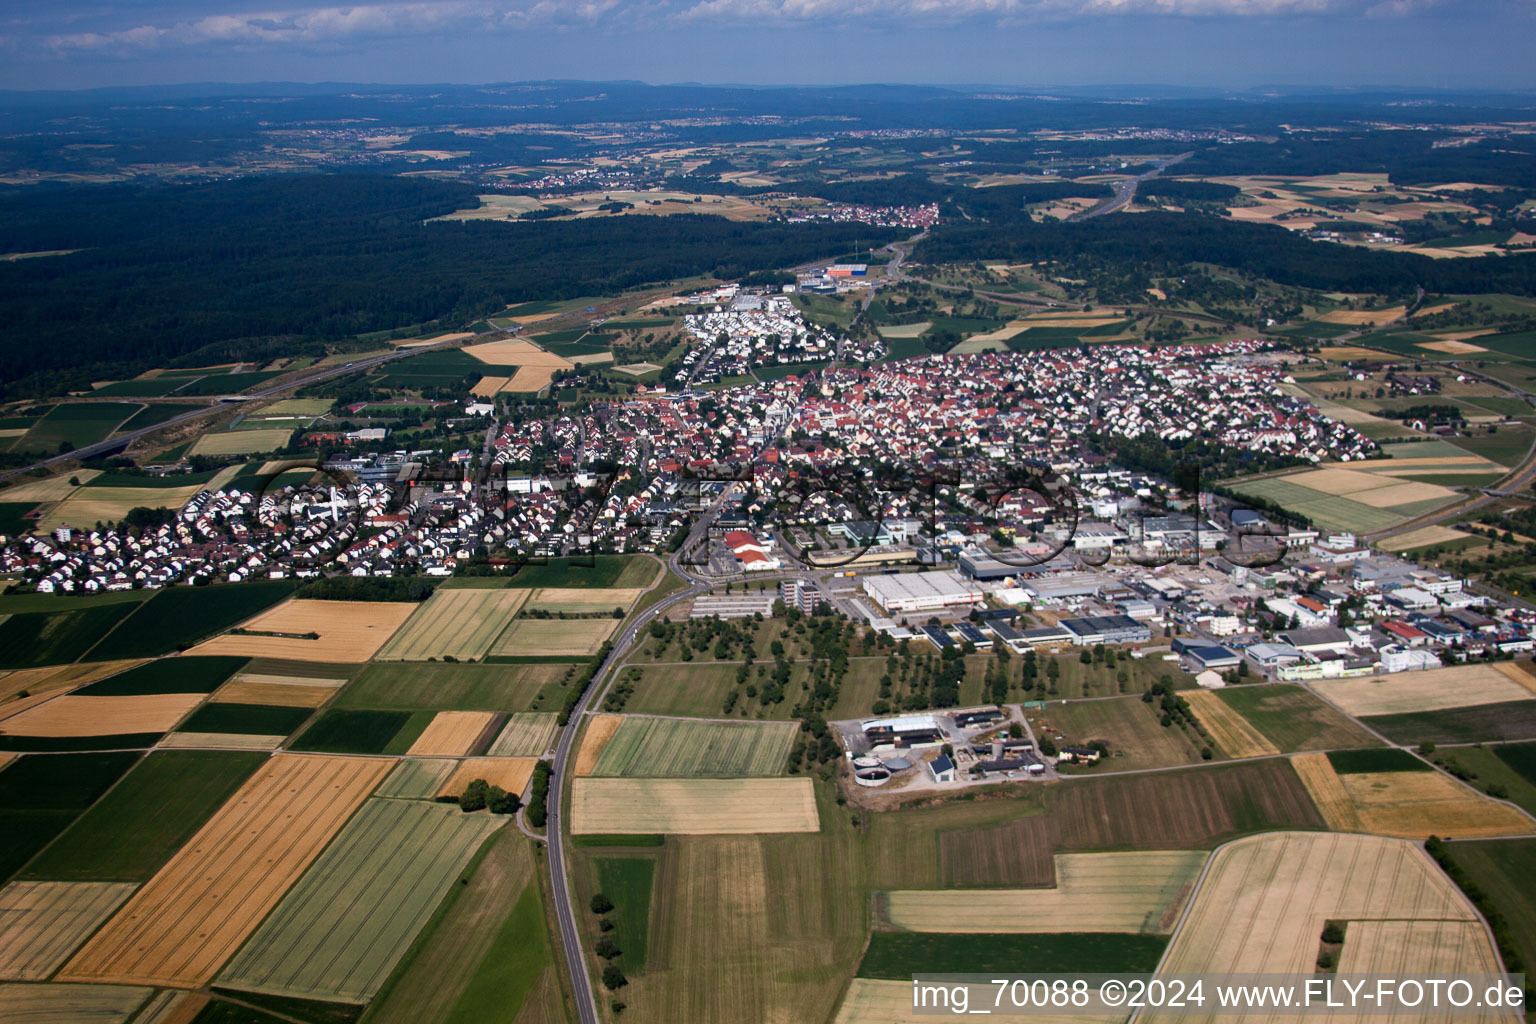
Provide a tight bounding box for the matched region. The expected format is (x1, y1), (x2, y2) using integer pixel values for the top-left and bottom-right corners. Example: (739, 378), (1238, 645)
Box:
(916, 210), (1536, 297)
(0, 176), (898, 396)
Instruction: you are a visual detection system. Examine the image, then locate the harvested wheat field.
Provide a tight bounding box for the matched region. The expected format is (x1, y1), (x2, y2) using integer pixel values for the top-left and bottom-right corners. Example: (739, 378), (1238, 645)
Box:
(1419, 339), (1489, 354)
(471, 376), (512, 398)
(188, 599), (416, 663)
(1312, 664), (1534, 716)
(0, 660), (145, 707)
(187, 429), (293, 458)
(1378, 525), (1476, 551)
(1341, 771), (1532, 839)
(157, 732), (286, 750)
(570, 778), (819, 834)
(1287, 467), (1457, 507)
(436, 757), (539, 800)
(463, 339), (573, 367)
(0, 693), (202, 737)
(376, 758), (457, 799)
(58, 753), (390, 988)
(1318, 345), (1389, 362)
(0, 881), (137, 981)
(1182, 690), (1279, 758)
(524, 587), (644, 612)
(1318, 306), (1407, 325)
(135, 990), (205, 1024)
(834, 980), (1121, 1024)
(0, 982), (154, 1022)
(406, 711), (499, 757)
(505, 366), (559, 392)
(1338, 919), (1506, 977)
(573, 714), (622, 776)
(487, 712), (558, 757)
(214, 681), (333, 707)
(376, 588), (529, 662)
(1150, 832), (1489, 1003)
(1291, 753), (1366, 831)
(884, 851), (1205, 934)
(0, 470), (100, 503)
(492, 618), (616, 658)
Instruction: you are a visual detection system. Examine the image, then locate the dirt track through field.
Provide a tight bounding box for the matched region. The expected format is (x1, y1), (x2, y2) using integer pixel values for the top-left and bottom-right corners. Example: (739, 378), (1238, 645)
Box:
(58, 753), (390, 988)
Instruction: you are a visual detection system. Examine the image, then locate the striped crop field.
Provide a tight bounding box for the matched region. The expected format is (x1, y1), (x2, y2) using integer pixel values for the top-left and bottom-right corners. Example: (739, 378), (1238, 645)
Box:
(487, 712), (559, 756)
(0, 881), (137, 981)
(376, 758), (458, 799)
(59, 754), (391, 988)
(589, 717), (798, 778)
(375, 588), (529, 662)
(217, 798), (503, 1004)
(0, 982), (153, 1023)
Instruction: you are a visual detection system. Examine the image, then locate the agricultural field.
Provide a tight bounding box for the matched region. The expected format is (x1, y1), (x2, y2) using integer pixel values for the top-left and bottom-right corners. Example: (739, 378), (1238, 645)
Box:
(217, 798), (503, 1004)
(174, 702), (313, 737)
(1434, 838), (1536, 994)
(187, 428), (293, 457)
(0, 660), (145, 706)
(405, 710), (499, 756)
(188, 599), (417, 663)
(375, 757), (457, 799)
(620, 663), (803, 720)
(506, 554), (659, 590)
(858, 931), (1168, 980)
(1037, 696), (1207, 771)
(1291, 751), (1532, 838)
(84, 582), (296, 660)
(525, 586), (644, 614)
(570, 778), (820, 834)
(491, 618), (616, 658)
(1361, 701), (1536, 745)
(588, 717), (798, 778)
(19, 750), (264, 882)
(0, 751), (140, 882)
(833, 980), (1119, 1024)
(574, 714), (623, 776)
(1151, 832), (1494, 990)
(0, 881), (137, 980)
(336, 661), (572, 712)
(1428, 744), (1536, 817)
(594, 856), (656, 973)
(1182, 689), (1278, 758)
(0, 982), (154, 1022)
(74, 657), (247, 696)
(437, 758), (539, 800)
(14, 402), (140, 451)
(486, 712), (559, 756)
(365, 831), (553, 1024)
(375, 588), (529, 662)
(215, 673), (342, 707)
(0, 604), (141, 669)
(1312, 663), (1536, 716)
(288, 708), (418, 755)
(882, 850), (1206, 934)
(1226, 473), (1446, 533)
(1207, 684), (1383, 753)
(58, 754), (391, 988)
(0, 692), (203, 737)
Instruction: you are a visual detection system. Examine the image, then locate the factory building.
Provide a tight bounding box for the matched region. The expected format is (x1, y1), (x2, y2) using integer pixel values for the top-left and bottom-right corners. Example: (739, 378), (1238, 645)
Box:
(1058, 614), (1152, 645)
(862, 570), (983, 614)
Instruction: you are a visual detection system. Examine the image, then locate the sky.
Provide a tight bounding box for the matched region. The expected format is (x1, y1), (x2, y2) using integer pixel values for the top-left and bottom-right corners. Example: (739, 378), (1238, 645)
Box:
(1, 0), (1533, 92)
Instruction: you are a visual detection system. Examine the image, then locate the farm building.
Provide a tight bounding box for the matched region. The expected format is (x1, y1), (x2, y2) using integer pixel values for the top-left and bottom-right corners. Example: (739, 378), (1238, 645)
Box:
(862, 570), (982, 614)
(928, 754), (956, 783)
(1057, 746), (1102, 764)
(952, 708), (1004, 728)
(861, 714), (943, 748)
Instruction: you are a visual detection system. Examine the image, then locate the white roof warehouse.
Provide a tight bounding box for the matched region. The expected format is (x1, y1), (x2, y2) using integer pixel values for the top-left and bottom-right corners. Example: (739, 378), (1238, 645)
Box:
(862, 570), (983, 614)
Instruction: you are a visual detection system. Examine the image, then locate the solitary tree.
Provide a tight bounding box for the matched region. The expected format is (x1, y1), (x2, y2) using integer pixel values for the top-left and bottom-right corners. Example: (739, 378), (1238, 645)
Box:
(590, 893), (614, 915)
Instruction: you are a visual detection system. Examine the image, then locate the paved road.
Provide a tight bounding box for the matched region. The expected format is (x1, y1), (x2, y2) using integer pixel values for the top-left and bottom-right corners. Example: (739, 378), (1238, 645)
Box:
(1069, 152), (1192, 222)
(0, 336), (467, 483)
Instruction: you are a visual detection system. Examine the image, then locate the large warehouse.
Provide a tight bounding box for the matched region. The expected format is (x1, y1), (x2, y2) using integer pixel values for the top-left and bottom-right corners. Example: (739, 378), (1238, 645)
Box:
(862, 570), (983, 614)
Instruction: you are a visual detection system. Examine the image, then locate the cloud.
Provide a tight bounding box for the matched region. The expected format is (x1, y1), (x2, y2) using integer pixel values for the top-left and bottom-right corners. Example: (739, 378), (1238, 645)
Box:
(672, 0), (1351, 21)
(28, 0), (623, 55)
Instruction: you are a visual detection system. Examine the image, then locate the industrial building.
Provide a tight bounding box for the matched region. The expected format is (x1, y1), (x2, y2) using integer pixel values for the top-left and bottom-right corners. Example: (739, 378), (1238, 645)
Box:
(861, 714), (943, 747)
(690, 593), (776, 619)
(1058, 614), (1152, 645)
(862, 570), (982, 614)
(958, 550), (1022, 582)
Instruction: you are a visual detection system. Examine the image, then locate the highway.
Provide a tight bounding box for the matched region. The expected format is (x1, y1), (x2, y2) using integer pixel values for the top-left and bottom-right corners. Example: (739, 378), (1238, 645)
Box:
(0, 334), (471, 484)
(1069, 151), (1191, 222)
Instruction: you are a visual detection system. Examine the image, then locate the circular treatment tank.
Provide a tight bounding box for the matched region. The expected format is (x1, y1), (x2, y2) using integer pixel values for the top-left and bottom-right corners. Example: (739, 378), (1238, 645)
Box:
(854, 766), (893, 787)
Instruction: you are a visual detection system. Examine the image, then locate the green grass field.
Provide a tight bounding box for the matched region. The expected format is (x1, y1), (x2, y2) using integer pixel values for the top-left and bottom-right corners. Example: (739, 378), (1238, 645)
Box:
(16, 402), (141, 451)
(1430, 746), (1536, 818)
(856, 932), (1168, 979)
(595, 856), (656, 972)
(1435, 839), (1536, 991)
(288, 709), (414, 754)
(337, 662), (573, 712)
(622, 663), (804, 720)
(364, 831), (548, 1024)
(505, 554), (658, 589)
(75, 656), (249, 695)
(441, 875), (552, 1024)
(1326, 747), (1432, 773)
(20, 750), (264, 881)
(176, 703), (313, 736)
(1493, 740), (1536, 785)
(1361, 701), (1536, 745)
(0, 603), (140, 668)
(218, 799), (504, 1004)
(590, 718), (798, 778)
(86, 582), (296, 660)
(1213, 685), (1383, 753)
(117, 402), (207, 432)
(1228, 476), (1421, 533)
(0, 751), (140, 881)
(1041, 696), (1206, 772)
